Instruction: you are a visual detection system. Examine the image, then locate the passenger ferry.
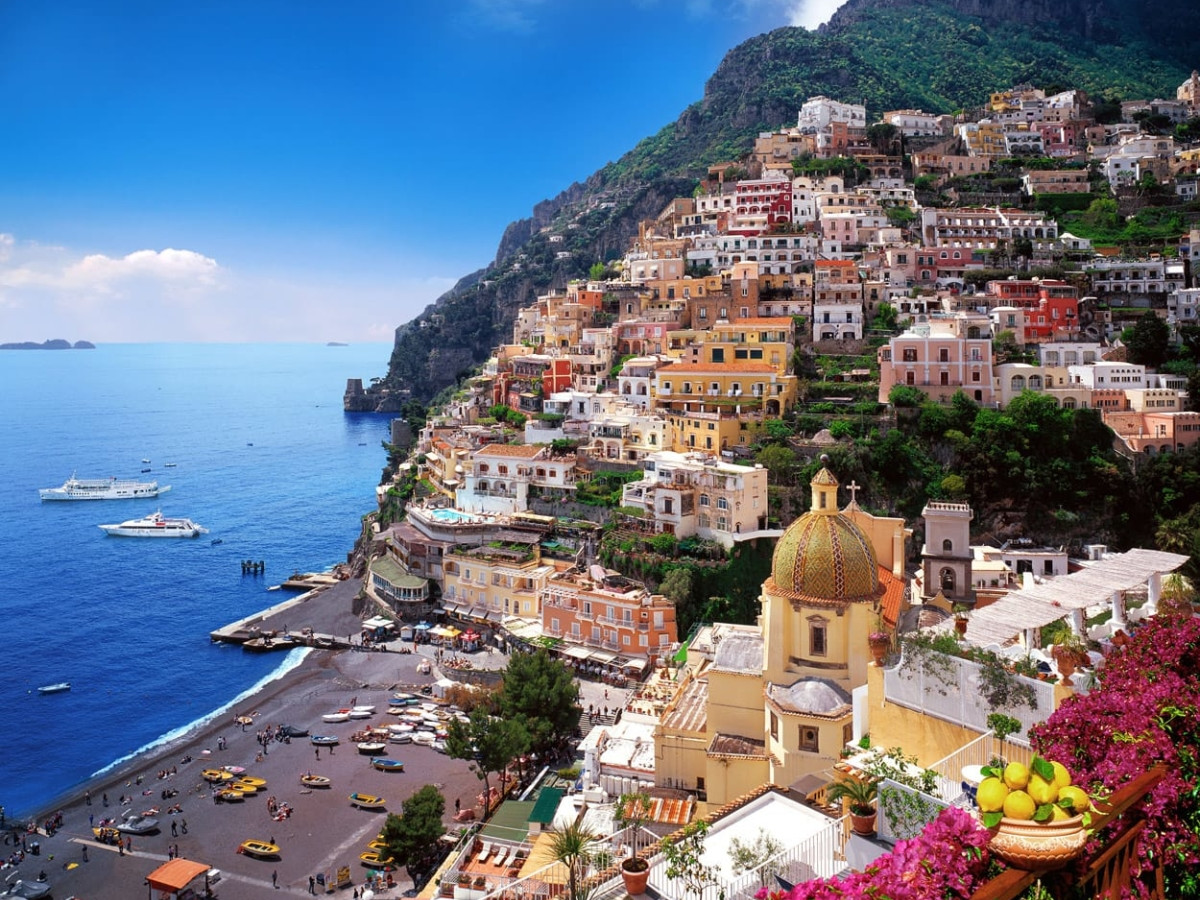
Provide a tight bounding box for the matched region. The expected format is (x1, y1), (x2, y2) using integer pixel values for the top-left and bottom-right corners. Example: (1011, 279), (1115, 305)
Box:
(99, 510), (208, 538)
(39, 472), (170, 501)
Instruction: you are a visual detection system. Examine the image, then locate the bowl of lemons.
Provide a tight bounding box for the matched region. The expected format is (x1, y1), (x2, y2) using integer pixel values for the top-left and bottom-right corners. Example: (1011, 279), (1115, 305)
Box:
(975, 755), (1092, 871)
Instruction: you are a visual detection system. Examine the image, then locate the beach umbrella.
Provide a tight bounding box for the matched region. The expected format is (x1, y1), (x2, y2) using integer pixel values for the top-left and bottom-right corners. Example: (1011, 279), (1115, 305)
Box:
(361, 891), (375, 900)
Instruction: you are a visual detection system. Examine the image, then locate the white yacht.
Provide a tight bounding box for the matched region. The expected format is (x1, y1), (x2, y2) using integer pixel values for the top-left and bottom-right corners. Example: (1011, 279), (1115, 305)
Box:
(39, 473), (170, 501)
(99, 510), (208, 538)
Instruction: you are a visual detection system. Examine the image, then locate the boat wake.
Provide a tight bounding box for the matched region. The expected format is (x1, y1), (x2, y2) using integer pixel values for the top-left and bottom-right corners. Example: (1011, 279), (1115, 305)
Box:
(90, 647), (311, 778)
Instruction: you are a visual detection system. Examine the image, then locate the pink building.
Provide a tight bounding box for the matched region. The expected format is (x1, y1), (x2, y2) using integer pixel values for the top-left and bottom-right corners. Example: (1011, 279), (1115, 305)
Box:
(878, 318), (995, 405)
(1103, 410), (1200, 456)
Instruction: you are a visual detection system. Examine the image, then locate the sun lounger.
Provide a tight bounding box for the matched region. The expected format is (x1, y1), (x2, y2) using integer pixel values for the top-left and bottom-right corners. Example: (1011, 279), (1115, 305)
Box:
(477, 841), (493, 863)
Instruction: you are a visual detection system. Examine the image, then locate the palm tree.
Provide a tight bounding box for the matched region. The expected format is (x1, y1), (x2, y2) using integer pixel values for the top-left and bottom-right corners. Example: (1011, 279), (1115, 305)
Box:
(548, 821), (601, 900)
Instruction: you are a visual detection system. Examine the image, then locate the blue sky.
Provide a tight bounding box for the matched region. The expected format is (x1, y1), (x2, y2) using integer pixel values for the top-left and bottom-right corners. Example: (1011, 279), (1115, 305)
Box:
(0, 0), (846, 343)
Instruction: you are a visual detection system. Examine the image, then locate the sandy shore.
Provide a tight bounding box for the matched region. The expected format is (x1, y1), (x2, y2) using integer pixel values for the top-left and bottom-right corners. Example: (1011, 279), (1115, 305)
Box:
(5, 579), (484, 899)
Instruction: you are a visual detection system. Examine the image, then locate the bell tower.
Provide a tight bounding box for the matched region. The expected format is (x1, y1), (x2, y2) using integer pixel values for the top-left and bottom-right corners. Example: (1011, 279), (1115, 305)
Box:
(921, 501), (974, 605)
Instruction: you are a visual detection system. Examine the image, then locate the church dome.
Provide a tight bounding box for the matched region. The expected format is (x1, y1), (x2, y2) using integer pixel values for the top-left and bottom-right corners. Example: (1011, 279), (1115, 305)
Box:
(768, 467), (880, 605)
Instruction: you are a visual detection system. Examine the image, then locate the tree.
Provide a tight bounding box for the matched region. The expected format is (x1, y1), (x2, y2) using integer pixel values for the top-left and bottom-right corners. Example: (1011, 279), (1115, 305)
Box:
(755, 443), (796, 484)
(1125, 312), (1170, 368)
(873, 302), (898, 332)
(659, 566), (694, 608)
(728, 827), (784, 888)
(381, 785), (446, 885)
(498, 649), (580, 758)
(547, 822), (602, 900)
(445, 707), (530, 814)
(662, 821), (717, 900)
(1188, 369), (1200, 413)
(588, 262), (607, 281)
(888, 384), (924, 408)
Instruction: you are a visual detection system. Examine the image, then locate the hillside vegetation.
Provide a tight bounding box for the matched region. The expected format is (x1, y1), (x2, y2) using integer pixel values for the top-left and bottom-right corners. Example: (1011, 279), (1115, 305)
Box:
(381, 0), (1198, 404)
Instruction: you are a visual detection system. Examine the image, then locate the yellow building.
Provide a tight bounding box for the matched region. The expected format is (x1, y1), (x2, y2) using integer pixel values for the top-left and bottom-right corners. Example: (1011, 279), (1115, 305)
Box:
(655, 467), (907, 807)
(442, 542), (563, 622)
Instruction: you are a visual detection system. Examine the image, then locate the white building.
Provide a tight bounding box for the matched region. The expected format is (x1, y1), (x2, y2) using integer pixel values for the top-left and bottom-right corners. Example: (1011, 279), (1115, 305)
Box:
(621, 450), (775, 548)
(456, 444), (576, 514)
(1067, 362), (1149, 390)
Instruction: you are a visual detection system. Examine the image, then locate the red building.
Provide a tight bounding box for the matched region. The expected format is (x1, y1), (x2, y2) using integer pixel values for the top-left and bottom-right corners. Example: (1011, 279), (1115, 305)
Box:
(492, 355), (573, 412)
(729, 177), (794, 235)
(985, 279), (1079, 342)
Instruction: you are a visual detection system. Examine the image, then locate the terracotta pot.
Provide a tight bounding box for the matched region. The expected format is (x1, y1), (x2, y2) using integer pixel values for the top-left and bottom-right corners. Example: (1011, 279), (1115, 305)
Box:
(868, 638), (888, 666)
(954, 617), (968, 637)
(620, 858), (650, 895)
(849, 810), (877, 836)
(988, 814), (1087, 871)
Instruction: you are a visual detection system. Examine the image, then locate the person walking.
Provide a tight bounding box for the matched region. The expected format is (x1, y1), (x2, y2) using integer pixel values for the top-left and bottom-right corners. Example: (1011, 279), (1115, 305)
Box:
(181, 819), (188, 835)
(315, 747), (320, 762)
(309, 875), (316, 894)
(171, 820), (178, 837)
(84, 790), (91, 806)
(81, 845), (88, 863)
(272, 869), (278, 888)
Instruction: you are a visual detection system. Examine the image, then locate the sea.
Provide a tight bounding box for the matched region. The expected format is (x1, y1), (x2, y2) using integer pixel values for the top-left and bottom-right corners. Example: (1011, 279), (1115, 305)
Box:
(0, 343), (395, 820)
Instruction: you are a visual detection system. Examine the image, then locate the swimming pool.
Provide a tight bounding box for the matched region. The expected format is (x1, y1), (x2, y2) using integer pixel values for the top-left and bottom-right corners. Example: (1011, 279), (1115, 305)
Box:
(428, 507), (479, 524)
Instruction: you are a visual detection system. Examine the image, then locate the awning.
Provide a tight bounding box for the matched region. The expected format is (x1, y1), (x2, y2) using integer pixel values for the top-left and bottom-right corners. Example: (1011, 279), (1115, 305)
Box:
(415, 622), (432, 630)
(363, 616), (394, 630)
(430, 626), (452, 637)
(590, 650), (617, 664)
(622, 658), (649, 672)
(444, 627), (462, 638)
(441, 604), (462, 615)
(146, 859), (211, 893)
(564, 646), (592, 660)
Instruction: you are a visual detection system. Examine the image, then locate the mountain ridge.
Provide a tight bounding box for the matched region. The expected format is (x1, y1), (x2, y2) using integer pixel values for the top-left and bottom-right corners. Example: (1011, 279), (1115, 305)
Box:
(377, 0), (1199, 407)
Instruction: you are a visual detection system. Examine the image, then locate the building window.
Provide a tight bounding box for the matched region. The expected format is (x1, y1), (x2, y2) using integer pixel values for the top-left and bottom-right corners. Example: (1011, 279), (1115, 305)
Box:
(903, 348), (918, 362)
(770, 712), (780, 741)
(943, 539), (953, 553)
(809, 617), (828, 657)
(799, 726), (819, 753)
(940, 568), (956, 594)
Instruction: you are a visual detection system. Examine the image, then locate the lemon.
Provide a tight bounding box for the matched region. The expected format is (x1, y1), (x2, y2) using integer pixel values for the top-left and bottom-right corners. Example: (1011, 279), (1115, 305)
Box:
(1027, 773), (1058, 806)
(1003, 761), (1030, 791)
(1057, 785), (1090, 814)
(1003, 790), (1036, 821)
(1051, 760), (1072, 791)
(977, 777), (1010, 813)
(1051, 804), (1071, 821)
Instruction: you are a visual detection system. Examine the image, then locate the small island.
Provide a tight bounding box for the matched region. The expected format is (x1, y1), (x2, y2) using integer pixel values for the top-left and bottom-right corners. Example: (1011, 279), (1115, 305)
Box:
(326, 341), (348, 347)
(0, 339), (95, 350)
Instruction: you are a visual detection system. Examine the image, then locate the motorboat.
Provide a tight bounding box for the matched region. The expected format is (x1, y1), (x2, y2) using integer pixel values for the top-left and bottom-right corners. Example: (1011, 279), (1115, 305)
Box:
(360, 850), (395, 867)
(117, 815), (159, 834)
(371, 758), (405, 772)
(0, 879), (52, 899)
(221, 765), (246, 775)
(37, 682), (70, 694)
(281, 724), (309, 738)
(322, 710), (351, 723)
(357, 741), (387, 755)
(237, 839), (280, 859)
(39, 472), (170, 501)
(300, 774), (331, 788)
(98, 510), (207, 538)
(349, 792), (386, 810)
(310, 735), (339, 746)
(164, 462), (177, 467)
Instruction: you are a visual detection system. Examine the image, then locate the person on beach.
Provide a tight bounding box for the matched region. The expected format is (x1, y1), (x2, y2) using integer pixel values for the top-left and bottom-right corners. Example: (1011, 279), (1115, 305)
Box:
(102, 793), (108, 807)
(181, 819), (188, 834)
(309, 875), (316, 894)
(81, 845), (87, 862)
(84, 790), (91, 806)
(171, 820), (178, 837)
(273, 869), (278, 888)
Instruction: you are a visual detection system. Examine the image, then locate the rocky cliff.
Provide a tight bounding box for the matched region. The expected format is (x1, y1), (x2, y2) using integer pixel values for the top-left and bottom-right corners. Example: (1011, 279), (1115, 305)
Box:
(371, 0), (1199, 408)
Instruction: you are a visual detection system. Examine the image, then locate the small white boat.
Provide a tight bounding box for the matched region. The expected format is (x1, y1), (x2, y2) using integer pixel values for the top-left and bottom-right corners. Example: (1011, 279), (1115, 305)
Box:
(388, 723), (414, 733)
(37, 682), (71, 695)
(348, 708), (373, 719)
(389, 733), (412, 744)
(412, 731), (435, 745)
(322, 711), (351, 723)
(352, 704), (376, 714)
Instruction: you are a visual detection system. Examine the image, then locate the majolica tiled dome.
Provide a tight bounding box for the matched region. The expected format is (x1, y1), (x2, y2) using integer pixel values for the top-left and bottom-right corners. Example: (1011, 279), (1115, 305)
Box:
(768, 468), (879, 605)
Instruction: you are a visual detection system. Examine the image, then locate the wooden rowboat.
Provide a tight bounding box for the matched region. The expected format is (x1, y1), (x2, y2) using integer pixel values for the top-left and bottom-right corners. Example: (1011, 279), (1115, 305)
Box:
(360, 850), (395, 867)
(216, 789), (245, 802)
(229, 781), (259, 795)
(300, 773), (331, 788)
(371, 758), (405, 772)
(349, 792), (386, 810)
(237, 775), (267, 788)
(238, 839), (280, 858)
(202, 768), (234, 783)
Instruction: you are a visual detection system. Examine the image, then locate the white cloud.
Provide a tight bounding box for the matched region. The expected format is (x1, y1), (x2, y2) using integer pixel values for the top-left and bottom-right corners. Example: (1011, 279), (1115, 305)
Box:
(63, 248), (220, 291)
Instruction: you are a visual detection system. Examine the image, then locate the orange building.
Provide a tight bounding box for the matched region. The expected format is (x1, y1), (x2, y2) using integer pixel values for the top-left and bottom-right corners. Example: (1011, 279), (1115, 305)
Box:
(542, 568), (678, 664)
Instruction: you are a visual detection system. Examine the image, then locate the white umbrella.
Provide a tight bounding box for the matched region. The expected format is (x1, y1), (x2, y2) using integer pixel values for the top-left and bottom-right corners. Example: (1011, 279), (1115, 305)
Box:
(361, 891), (375, 900)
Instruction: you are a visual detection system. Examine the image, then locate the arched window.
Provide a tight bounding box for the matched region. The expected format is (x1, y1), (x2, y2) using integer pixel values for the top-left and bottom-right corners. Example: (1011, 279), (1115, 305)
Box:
(940, 568), (956, 594)
(942, 538), (953, 553)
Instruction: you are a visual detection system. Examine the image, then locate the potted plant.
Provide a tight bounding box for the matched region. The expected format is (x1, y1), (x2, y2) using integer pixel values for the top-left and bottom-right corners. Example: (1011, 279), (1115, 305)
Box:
(1050, 632), (1088, 682)
(547, 821), (601, 900)
(661, 821), (716, 900)
(614, 792), (653, 895)
(867, 629), (890, 666)
(827, 775), (879, 836)
(952, 603), (970, 637)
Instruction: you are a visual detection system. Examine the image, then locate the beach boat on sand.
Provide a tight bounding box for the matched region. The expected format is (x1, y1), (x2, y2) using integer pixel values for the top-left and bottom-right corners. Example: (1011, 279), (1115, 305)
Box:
(92, 826), (121, 845)
(300, 773), (331, 788)
(348, 708), (373, 719)
(352, 704), (377, 714)
(237, 775), (267, 788)
(322, 710), (351, 723)
(215, 789), (245, 802)
(412, 731), (435, 746)
(37, 682), (71, 694)
(221, 765), (246, 775)
(310, 735), (339, 746)
(202, 768), (234, 783)
(360, 850), (395, 867)
(0, 879), (52, 899)
(389, 733), (412, 744)
(281, 724), (309, 738)
(371, 758), (405, 772)
(357, 741), (387, 755)
(117, 815), (159, 834)
(237, 839), (280, 859)
(349, 792), (386, 810)
(229, 781), (260, 795)
(367, 840), (389, 852)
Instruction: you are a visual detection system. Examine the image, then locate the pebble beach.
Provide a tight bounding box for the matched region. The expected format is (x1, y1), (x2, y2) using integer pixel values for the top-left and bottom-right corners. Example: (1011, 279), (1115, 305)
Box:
(5, 578), (486, 900)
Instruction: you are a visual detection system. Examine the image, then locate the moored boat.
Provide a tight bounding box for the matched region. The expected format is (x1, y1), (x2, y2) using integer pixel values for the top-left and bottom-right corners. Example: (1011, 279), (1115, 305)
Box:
(322, 710), (351, 723)
(357, 742), (387, 755)
(238, 839), (280, 858)
(371, 758), (405, 772)
(300, 773), (331, 788)
(360, 849), (395, 867)
(37, 682), (70, 694)
(310, 735), (339, 746)
(39, 472), (170, 501)
(349, 792), (386, 810)
(99, 510), (207, 538)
